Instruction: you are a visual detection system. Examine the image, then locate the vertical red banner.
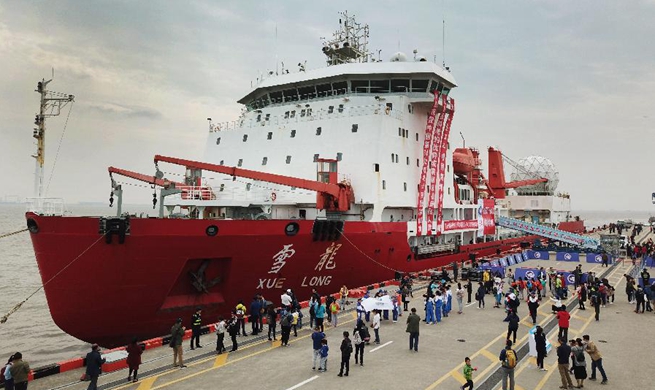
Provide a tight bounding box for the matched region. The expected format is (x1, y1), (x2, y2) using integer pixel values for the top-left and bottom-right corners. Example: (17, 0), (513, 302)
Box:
(435, 97), (455, 235)
(416, 92), (441, 236)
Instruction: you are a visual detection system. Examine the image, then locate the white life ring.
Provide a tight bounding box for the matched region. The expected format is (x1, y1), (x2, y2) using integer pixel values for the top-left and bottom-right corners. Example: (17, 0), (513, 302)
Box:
(271, 192), (277, 201)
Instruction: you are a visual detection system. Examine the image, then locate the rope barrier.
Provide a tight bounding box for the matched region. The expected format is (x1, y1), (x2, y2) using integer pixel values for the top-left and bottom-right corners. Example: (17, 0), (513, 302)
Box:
(0, 229), (28, 239)
(1, 232), (106, 324)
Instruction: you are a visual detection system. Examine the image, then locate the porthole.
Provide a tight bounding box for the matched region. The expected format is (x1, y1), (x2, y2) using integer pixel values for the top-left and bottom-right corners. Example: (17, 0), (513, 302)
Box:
(285, 222), (300, 236)
(206, 225), (219, 236)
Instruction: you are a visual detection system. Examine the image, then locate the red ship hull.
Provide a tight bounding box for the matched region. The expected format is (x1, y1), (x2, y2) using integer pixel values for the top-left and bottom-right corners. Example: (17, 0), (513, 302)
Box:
(26, 212), (529, 347)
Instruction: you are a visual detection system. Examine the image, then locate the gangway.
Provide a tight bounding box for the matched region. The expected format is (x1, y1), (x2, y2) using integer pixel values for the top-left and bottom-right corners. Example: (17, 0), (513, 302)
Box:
(497, 215), (600, 250)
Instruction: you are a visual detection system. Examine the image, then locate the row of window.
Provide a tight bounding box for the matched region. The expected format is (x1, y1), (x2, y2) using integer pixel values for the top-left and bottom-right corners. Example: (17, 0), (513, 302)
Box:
(216, 124), (361, 145)
(218, 179), (451, 195)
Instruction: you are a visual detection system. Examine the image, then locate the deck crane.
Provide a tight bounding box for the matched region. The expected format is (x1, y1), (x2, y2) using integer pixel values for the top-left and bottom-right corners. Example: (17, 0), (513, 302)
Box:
(153, 155), (355, 212)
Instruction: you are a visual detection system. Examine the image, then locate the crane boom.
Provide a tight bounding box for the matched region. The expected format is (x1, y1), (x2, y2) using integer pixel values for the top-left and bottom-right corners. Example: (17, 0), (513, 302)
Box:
(153, 155), (354, 211)
(108, 166), (181, 188)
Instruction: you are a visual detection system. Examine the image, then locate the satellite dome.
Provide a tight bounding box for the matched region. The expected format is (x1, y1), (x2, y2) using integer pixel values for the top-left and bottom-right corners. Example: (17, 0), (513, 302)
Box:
(510, 156), (559, 195)
(390, 52), (408, 62)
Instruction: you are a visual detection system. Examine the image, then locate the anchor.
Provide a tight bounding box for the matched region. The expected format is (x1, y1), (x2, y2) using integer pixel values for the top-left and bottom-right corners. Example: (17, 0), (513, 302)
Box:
(189, 260), (221, 293)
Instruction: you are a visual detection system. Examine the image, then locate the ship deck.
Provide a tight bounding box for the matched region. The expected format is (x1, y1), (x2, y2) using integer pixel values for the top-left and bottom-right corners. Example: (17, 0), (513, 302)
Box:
(34, 246), (655, 389)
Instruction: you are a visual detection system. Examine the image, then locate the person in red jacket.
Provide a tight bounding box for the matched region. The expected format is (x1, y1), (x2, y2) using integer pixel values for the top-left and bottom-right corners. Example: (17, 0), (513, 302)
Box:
(126, 337), (143, 383)
(556, 305), (570, 341)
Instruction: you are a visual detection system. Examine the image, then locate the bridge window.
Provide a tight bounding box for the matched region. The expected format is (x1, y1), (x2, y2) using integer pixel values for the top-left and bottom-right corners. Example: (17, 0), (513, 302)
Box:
(286, 155), (292, 164)
(416, 133), (419, 141)
(237, 159), (243, 167)
(243, 134), (248, 142)
(398, 127), (402, 136)
(370, 80), (389, 93)
(298, 85), (316, 100)
(282, 88), (299, 102)
(352, 124), (358, 132)
(352, 80), (368, 93)
(316, 127), (322, 135)
(333, 81), (347, 95)
(404, 182), (407, 191)
(216, 137), (221, 145)
(262, 157), (268, 165)
(267, 132), (273, 140)
(290, 129), (296, 138)
(374, 163), (379, 172)
(411, 79), (429, 93)
(391, 79), (410, 93)
(406, 157), (410, 165)
(391, 154), (394, 162)
(269, 91), (283, 104)
(316, 83), (332, 98)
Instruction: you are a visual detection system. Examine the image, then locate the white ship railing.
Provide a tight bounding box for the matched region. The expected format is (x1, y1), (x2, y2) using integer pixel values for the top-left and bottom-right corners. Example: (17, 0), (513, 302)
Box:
(26, 197), (65, 216)
(210, 102), (404, 133)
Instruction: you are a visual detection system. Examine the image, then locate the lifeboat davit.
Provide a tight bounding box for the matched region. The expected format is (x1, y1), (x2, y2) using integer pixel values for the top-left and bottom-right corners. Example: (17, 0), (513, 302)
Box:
(453, 148), (477, 174)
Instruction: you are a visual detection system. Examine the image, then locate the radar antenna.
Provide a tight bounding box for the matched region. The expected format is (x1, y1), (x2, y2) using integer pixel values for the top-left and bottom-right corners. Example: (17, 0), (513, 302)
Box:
(322, 11), (370, 66)
(32, 78), (75, 197)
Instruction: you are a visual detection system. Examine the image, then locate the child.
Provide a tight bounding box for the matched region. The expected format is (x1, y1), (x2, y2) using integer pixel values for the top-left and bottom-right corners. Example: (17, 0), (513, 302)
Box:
(330, 300), (339, 327)
(318, 338), (329, 372)
(461, 357), (477, 390)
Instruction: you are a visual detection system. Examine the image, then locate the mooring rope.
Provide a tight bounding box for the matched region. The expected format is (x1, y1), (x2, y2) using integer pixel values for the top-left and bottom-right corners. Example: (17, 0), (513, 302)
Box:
(1, 232), (105, 324)
(0, 228), (28, 239)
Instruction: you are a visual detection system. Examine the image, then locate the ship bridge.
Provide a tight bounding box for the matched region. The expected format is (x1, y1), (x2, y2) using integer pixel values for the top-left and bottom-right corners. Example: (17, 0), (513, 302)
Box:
(239, 61), (458, 112)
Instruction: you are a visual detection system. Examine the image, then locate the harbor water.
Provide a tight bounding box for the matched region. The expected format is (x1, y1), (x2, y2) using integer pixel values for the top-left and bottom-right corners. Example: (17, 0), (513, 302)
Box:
(0, 204), (650, 367)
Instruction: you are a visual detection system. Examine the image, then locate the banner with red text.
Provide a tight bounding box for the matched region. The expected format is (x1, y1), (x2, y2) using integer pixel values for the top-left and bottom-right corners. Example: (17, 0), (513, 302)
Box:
(477, 199), (496, 237)
(443, 219), (478, 231)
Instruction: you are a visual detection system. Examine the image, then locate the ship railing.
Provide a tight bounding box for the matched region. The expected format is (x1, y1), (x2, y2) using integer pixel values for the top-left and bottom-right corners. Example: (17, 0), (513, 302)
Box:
(167, 186), (216, 201)
(417, 242), (456, 255)
(26, 197), (65, 216)
(209, 102), (403, 133)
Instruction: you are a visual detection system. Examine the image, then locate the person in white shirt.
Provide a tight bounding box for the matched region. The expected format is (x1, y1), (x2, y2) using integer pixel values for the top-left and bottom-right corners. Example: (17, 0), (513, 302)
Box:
(371, 310), (381, 344)
(215, 317), (227, 354)
(281, 289), (292, 309)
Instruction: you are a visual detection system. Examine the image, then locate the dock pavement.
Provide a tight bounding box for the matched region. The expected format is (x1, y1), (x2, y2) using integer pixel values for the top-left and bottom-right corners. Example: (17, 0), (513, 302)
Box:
(33, 251), (655, 389)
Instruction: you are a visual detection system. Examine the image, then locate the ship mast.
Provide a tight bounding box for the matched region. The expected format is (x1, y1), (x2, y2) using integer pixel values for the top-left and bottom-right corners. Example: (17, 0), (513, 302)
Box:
(33, 78), (74, 197)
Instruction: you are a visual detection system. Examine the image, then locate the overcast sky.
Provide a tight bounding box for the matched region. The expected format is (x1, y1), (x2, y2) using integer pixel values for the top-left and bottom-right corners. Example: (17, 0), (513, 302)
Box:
(1, 0), (654, 211)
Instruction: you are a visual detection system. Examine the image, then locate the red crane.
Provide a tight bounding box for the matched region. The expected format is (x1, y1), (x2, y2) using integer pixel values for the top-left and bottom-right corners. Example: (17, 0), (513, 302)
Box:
(487, 147), (548, 199)
(153, 155), (355, 211)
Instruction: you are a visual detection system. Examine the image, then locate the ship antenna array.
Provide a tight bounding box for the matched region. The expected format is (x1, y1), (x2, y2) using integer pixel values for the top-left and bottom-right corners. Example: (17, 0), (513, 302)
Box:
(32, 78), (75, 197)
(321, 11), (370, 66)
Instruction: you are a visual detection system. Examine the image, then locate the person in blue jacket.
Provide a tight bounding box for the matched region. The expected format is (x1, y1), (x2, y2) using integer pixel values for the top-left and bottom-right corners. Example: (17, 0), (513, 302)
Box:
(425, 295), (435, 324)
(435, 292), (443, 323)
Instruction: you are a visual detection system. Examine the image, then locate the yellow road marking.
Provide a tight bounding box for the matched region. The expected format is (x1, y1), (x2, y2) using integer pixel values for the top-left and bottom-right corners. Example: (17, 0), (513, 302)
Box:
(451, 370), (467, 384)
(136, 376), (158, 390)
(479, 349), (498, 362)
(213, 352), (228, 368)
